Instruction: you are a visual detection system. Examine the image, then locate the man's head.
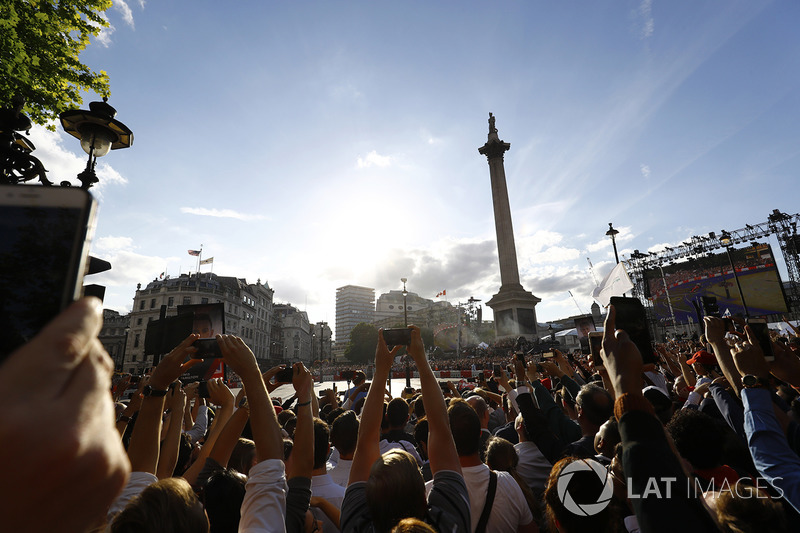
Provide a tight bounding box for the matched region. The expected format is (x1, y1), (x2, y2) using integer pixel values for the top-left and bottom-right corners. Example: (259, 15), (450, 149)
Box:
(687, 350), (716, 376)
(448, 398), (481, 457)
(575, 384), (613, 431)
(353, 371), (367, 386)
(312, 417), (331, 471)
(387, 397), (410, 429)
(192, 314), (215, 338)
(111, 477), (208, 533)
(466, 395), (490, 430)
(666, 409), (724, 470)
(330, 411), (359, 457)
(593, 417), (620, 458)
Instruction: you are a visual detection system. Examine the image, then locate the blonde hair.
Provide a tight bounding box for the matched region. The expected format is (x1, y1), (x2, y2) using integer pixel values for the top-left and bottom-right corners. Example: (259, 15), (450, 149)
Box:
(367, 449), (426, 532)
(391, 517), (437, 532)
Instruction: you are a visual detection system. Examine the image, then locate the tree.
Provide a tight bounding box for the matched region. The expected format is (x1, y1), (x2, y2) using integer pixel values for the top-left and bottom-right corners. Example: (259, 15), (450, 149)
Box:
(344, 323), (378, 365)
(1, 0), (113, 127)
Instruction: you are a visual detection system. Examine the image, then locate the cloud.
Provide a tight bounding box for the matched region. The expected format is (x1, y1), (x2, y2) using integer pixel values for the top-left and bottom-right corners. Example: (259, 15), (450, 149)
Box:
(180, 207), (267, 221)
(640, 164), (651, 179)
(94, 236), (135, 252)
(94, 12), (115, 47)
(638, 0), (654, 39)
(115, 0), (135, 28)
(356, 150), (394, 168)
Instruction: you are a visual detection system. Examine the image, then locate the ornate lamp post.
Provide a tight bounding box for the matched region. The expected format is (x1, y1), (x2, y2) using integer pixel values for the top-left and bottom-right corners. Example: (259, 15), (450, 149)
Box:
(1, 96), (133, 188)
(60, 98), (133, 189)
(606, 223), (620, 264)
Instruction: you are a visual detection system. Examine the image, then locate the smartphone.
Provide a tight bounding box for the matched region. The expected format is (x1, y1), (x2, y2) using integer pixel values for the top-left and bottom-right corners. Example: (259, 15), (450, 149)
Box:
(493, 364), (502, 377)
(610, 296), (655, 364)
(722, 317), (734, 332)
(0, 185), (97, 360)
(514, 351), (526, 363)
(747, 318), (774, 362)
(383, 327), (412, 347)
(542, 351), (555, 359)
(275, 367), (294, 383)
(530, 353), (542, 364)
(589, 332), (604, 368)
(198, 381), (210, 398)
(193, 338), (222, 358)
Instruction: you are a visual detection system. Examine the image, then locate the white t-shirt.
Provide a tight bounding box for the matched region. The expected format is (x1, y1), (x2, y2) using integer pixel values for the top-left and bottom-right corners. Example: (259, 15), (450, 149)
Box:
(427, 463), (533, 533)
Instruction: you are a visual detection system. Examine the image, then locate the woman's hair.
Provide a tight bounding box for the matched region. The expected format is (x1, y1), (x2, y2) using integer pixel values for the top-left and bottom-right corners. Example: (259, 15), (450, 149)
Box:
(367, 449), (427, 532)
(227, 438), (256, 476)
(543, 457), (618, 533)
(391, 517), (436, 532)
(111, 477), (208, 533)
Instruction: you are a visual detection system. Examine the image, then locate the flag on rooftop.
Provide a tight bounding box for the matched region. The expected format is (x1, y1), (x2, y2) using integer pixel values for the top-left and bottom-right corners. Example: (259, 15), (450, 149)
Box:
(200, 257), (214, 265)
(592, 262), (634, 306)
(188, 250), (201, 256)
(436, 289), (446, 297)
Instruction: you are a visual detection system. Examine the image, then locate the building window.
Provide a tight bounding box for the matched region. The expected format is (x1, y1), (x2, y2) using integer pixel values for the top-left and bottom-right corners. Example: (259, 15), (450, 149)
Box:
(201, 297), (209, 304)
(168, 297), (174, 307)
(139, 300), (145, 310)
(183, 297), (191, 306)
(137, 318), (142, 326)
(150, 298), (156, 309)
(133, 334), (140, 348)
(389, 305), (394, 309)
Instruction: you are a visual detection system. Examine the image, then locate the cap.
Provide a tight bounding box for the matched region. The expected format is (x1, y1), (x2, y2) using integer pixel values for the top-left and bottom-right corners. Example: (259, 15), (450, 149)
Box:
(686, 350), (716, 367)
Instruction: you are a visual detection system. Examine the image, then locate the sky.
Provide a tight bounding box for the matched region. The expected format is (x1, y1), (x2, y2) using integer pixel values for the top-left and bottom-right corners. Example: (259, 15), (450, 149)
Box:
(26, 0), (800, 341)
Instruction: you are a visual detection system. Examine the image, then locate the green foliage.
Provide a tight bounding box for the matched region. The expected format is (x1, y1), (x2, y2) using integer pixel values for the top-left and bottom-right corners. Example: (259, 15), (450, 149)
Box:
(1, 0), (113, 127)
(344, 323), (379, 364)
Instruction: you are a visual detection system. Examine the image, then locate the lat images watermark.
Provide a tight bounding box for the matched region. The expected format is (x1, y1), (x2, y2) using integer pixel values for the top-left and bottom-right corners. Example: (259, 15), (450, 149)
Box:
(556, 459), (614, 516)
(627, 476), (783, 500)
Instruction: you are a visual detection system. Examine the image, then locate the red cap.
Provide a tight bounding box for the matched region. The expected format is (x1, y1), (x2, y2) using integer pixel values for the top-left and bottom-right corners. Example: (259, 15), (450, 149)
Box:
(687, 350), (716, 367)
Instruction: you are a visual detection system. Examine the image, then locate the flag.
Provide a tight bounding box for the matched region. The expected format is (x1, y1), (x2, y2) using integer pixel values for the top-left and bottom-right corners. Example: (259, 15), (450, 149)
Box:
(188, 250), (201, 256)
(159, 272), (165, 279)
(200, 257), (214, 265)
(436, 289), (446, 297)
(592, 262), (634, 306)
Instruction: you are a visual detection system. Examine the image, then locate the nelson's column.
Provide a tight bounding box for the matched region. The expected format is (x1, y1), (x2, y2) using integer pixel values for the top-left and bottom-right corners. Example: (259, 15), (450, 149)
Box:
(479, 113), (540, 340)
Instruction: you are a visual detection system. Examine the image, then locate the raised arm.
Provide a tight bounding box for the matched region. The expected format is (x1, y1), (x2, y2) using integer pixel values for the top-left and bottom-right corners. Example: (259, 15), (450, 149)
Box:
(409, 326), (461, 475)
(349, 330), (401, 484)
(128, 334), (198, 474)
(156, 383), (187, 479)
(218, 335), (282, 462)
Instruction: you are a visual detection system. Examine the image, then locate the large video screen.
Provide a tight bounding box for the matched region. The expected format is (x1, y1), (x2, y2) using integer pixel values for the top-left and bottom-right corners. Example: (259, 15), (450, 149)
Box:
(645, 242), (788, 324)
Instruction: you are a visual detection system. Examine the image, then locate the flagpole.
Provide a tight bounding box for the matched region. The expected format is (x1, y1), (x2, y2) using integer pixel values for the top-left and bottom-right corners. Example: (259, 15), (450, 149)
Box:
(196, 244), (202, 273)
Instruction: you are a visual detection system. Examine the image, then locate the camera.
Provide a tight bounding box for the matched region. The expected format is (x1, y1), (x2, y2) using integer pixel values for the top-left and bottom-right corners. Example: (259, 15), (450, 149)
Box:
(274, 367), (294, 383)
(383, 327), (412, 347)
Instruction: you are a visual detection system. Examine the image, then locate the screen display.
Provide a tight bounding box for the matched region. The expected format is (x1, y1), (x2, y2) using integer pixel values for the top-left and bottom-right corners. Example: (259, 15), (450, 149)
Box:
(0, 205), (87, 356)
(645, 242), (788, 324)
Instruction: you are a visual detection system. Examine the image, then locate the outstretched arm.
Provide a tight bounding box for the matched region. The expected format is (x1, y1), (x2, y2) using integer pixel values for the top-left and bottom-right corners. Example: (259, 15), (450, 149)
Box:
(409, 326), (461, 475)
(349, 330), (401, 484)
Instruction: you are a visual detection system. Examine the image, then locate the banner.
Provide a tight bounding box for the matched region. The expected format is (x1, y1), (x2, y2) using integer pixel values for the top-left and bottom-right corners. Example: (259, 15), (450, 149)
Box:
(592, 262), (634, 306)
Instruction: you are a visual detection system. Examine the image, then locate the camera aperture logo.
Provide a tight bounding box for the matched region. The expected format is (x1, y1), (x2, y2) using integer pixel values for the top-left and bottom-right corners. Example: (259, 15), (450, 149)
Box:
(556, 459), (613, 516)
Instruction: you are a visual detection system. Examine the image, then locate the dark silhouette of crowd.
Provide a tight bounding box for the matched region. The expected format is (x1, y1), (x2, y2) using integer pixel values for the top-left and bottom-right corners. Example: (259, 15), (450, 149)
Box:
(4, 297), (800, 532)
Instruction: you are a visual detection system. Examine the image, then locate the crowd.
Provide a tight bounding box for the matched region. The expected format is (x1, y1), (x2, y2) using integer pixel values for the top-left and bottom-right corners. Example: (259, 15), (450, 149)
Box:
(4, 297), (800, 532)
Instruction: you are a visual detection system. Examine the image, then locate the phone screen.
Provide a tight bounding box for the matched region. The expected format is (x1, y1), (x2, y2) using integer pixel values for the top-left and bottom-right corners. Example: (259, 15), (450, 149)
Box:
(383, 328), (412, 347)
(747, 319), (774, 362)
(610, 296), (655, 364)
(589, 332), (604, 367)
(0, 186), (96, 360)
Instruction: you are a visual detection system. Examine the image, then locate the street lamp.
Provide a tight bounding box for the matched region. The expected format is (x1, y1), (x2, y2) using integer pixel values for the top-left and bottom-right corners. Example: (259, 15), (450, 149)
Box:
(60, 97), (133, 189)
(719, 230), (749, 318)
(606, 223), (620, 264)
(401, 277), (408, 327)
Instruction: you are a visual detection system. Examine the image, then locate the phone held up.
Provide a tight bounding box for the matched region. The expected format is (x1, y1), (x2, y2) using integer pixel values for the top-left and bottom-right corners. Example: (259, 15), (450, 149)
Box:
(383, 327), (412, 348)
(747, 318), (774, 362)
(609, 296), (656, 365)
(589, 332), (604, 368)
(274, 366), (295, 383)
(0, 186), (97, 361)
